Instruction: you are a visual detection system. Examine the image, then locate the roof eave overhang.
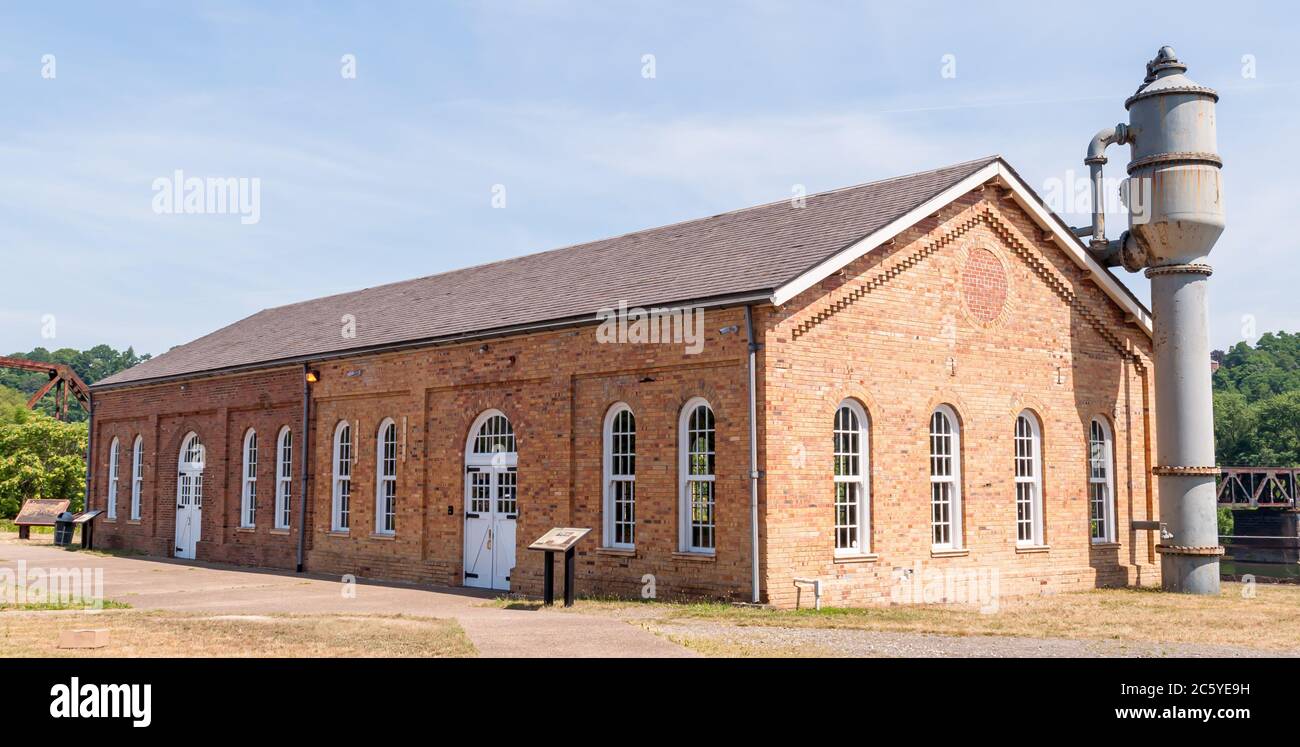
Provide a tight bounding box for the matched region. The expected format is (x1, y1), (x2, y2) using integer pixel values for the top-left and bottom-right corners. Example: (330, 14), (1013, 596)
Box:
(91, 290), (775, 393)
(769, 159), (1154, 336)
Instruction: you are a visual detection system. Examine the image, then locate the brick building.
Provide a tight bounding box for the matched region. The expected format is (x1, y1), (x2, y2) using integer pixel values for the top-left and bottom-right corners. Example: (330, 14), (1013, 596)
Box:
(89, 157), (1160, 607)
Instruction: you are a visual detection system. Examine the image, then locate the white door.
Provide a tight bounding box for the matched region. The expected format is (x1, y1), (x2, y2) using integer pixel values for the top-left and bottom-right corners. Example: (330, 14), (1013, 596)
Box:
(175, 433), (204, 559)
(463, 411), (518, 591)
(463, 466), (517, 590)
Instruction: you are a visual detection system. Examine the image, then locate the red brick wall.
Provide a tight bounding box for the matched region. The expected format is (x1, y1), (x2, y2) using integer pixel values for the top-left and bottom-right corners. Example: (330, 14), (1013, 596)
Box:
(759, 188), (1158, 608)
(90, 367), (303, 567)
(92, 309), (756, 600)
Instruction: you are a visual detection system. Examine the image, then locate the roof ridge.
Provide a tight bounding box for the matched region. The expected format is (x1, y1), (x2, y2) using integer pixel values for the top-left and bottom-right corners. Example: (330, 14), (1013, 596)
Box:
(260, 155), (1002, 314)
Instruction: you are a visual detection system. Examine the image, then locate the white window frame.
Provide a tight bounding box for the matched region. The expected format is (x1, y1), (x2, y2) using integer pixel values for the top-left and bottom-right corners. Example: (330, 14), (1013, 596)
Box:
(332, 420), (352, 532)
(130, 435), (144, 521)
(375, 418), (397, 535)
(274, 426), (292, 530)
(240, 429), (258, 528)
(678, 397), (716, 554)
(106, 437), (119, 520)
(929, 405), (963, 550)
(1089, 418), (1116, 544)
(1015, 410), (1045, 547)
(834, 400), (871, 556)
(602, 403), (636, 549)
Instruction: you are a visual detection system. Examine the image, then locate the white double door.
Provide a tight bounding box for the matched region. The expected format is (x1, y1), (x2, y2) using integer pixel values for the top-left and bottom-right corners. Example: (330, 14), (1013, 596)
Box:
(463, 465), (517, 590)
(175, 468), (203, 559)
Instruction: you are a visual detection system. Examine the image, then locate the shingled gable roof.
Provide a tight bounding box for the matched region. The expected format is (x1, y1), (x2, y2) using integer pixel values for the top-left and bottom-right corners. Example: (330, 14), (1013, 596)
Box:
(96, 155), (1151, 390)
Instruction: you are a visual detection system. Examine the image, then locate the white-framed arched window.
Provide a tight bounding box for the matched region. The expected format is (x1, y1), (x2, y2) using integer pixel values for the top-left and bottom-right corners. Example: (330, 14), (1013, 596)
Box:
(929, 405), (962, 549)
(678, 398), (716, 554)
(331, 420), (353, 532)
(274, 426), (292, 530)
(1089, 418), (1116, 543)
(240, 429), (258, 528)
(1015, 410), (1044, 546)
(602, 404), (636, 549)
(130, 435), (144, 520)
(834, 400), (870, 555)
(375, 418), (397, 535)
(106, 437), (120, 519)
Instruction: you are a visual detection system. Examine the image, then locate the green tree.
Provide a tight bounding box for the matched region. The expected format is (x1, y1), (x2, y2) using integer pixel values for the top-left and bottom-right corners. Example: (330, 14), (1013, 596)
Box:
(1213, 331), (1300, 467)
(0, 344), (151, 422)
(0, 412), (87, 518)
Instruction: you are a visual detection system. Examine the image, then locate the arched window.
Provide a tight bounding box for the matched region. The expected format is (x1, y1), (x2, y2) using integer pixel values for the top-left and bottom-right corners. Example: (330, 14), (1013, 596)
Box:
(130, 435), (144, 521)
(106, 437), (120, 519)
(1015, 411), (1044, 546)
(678, 398), (715, 553)
(1089, 418), (1116, 543)
(376, 418), (397, 535)
(240, 429), (258, 528)
(332, 421), (352, 532)
(275, 426), (292, 530)
(473, 413), (515, 455)
(602, 404), (636, 549)
(929, 406), (962, 549)
(834, 400), (870, 555)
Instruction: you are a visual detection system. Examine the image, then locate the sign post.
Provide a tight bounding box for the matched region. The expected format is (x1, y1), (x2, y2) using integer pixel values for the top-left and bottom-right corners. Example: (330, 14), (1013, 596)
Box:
(13, 499), (71, 539)
(527, 527), (590, 607)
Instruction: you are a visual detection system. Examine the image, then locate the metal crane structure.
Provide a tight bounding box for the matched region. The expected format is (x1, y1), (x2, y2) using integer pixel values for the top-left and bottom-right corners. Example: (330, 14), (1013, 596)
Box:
(0, 356), (92, 421)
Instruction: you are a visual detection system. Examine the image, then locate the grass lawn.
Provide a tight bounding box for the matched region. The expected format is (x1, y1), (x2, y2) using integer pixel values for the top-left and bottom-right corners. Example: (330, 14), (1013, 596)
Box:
(519, 582), (1300, 652)
(0, 609), (477, 657)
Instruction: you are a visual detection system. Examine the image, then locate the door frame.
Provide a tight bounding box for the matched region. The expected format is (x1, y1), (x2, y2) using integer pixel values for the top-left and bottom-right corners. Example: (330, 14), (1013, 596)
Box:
(462, 410), (517, 590)
(175, 431), (204, 560)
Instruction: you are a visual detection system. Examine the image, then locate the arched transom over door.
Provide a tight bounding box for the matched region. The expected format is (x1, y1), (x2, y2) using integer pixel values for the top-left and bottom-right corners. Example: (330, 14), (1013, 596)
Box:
(175, 432), (205, 559)
(463, 411), (518, 591)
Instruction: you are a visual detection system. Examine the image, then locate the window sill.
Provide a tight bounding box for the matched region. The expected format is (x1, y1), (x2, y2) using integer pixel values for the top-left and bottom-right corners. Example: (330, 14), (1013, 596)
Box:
(236, 526), (255, 533)
(596, 547), (637, 558)
(1015, 544), (1050, 554)
(1090, 541), (1121, 549)
(270, 528), (291, 536)
(672, 551), (716, 562)
(103, 517), (116, 523)
(126, 519), (142, 525)
(834, 553), (879, 564)
(369, 532), (396, 541)
(930, 548), (970, 558)
(327, 530), (350, 537)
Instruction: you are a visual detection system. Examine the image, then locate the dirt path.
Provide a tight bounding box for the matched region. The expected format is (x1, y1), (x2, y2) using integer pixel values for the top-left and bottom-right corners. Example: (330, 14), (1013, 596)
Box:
(0, 538), (695, 658)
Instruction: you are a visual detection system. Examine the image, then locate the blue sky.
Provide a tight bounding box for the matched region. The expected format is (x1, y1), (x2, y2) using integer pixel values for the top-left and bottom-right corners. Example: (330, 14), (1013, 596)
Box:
(1, 0), (1295, 356)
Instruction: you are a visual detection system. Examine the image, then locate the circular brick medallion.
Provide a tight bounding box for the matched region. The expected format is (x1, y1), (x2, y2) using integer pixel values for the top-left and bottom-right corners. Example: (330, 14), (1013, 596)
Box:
(961, 247), (1008, 324)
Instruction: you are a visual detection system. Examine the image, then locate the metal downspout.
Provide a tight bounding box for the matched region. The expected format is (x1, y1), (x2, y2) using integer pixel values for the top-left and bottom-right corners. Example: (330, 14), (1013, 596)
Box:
(83, 396), (93, 512)
(744, 305), (761, 604)
(295, 364), (311, 573)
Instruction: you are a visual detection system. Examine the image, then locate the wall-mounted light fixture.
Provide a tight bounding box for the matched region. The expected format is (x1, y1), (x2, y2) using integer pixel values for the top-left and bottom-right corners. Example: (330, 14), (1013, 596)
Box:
(305, 370), (321, 384)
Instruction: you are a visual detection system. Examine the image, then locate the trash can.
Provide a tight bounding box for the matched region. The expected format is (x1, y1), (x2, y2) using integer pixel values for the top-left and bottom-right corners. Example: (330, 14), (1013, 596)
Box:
(54, 512), (75, 546)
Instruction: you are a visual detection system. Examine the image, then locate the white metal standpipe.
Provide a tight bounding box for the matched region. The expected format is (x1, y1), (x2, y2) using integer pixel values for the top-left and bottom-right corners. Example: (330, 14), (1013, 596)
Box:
(1149, 266), (1221, 593)
(1085, 47), (1225, 594)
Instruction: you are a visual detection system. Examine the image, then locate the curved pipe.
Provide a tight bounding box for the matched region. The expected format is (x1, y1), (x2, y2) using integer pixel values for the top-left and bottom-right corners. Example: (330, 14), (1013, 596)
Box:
(1085, 124), (1129, 254)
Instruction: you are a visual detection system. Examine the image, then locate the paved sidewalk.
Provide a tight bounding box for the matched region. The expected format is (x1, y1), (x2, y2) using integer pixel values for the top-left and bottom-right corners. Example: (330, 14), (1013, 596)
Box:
(0, 540), (695, 658)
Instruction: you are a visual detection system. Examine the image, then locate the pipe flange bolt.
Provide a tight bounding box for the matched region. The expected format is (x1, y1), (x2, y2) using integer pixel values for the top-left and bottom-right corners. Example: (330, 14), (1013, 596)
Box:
(1152, 465), (1221, 476)
(1144, 264), (1213, 278)
(1155, 544), (1226, 557)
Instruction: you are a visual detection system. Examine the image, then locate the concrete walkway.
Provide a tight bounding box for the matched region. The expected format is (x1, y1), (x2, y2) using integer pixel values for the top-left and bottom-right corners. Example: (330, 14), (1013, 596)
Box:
(0, 540), (695, 658)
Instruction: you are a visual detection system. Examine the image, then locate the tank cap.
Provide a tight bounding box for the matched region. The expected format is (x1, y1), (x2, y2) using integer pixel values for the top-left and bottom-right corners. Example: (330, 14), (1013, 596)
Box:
(1147, 45), (1187, 76)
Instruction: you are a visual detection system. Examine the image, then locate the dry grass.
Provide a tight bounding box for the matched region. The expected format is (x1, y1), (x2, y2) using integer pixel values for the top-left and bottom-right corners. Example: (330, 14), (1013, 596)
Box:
(560, 583), (1300, 652)
(0, 609), (477, 657)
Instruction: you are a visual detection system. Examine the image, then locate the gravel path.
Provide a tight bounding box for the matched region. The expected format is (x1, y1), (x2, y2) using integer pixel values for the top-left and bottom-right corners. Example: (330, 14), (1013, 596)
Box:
(647, 621), (1300, 658)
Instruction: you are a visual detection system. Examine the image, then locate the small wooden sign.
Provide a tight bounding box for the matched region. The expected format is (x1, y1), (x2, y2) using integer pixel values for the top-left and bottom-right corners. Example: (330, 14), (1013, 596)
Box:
(71, 510), (104, 525)
(528, 527), (591, 553)
(14, 499), (70, 526)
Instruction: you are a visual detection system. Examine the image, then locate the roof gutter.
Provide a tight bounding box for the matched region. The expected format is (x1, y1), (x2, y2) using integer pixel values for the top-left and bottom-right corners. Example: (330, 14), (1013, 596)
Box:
(91, 291), (774, 393)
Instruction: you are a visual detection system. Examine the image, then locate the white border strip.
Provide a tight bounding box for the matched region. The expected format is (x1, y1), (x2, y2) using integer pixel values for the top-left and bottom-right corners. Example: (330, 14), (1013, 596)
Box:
(770, 160), (1152, 336)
